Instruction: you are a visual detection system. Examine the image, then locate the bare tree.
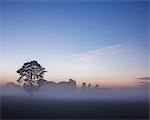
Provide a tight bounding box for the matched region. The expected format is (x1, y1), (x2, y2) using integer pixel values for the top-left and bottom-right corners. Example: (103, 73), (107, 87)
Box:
(17, 60), (47, 95)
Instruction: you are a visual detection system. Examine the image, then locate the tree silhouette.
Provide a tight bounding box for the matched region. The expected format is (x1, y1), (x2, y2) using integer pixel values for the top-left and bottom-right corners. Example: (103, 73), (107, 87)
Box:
(17, 60), (47, 95)
(81, 82), (86, 89)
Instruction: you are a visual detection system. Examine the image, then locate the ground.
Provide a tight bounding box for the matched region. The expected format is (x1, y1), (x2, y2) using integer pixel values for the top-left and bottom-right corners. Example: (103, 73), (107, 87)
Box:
(1, 96), (149, 119)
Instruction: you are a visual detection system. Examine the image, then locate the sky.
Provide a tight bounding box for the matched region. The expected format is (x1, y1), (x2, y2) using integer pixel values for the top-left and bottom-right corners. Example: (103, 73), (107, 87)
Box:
(0, 0), (149, 87)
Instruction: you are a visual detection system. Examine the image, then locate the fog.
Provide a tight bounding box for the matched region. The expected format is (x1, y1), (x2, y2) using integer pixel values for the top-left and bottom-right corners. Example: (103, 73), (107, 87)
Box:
(0, 84), (149, 102)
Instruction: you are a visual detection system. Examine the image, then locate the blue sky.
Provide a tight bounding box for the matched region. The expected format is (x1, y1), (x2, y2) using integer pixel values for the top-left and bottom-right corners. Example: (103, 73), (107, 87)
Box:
(1, 1), (149, 87)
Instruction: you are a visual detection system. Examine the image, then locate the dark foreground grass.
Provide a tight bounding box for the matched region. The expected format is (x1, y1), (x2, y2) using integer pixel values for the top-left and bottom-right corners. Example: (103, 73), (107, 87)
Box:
(1, 96), (149, 119)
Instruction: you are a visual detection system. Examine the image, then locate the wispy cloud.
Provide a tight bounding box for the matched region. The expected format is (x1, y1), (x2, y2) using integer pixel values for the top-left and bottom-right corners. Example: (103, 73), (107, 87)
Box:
(136, 78), (150, 88)
(68, 44), (122, 61)
(136, 77), (150, 81)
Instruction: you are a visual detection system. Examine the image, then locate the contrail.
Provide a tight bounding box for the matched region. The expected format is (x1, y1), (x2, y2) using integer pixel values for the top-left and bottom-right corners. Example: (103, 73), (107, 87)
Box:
(68, 43), (122, 59)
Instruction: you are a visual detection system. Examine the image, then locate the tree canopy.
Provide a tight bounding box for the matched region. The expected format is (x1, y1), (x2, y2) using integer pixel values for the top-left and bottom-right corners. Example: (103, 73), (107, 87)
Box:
(17, 60), (47, 94)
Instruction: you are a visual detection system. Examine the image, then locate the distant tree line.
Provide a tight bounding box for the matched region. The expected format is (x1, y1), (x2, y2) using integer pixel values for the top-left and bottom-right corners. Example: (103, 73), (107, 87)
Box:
(6, 60), (100, 95)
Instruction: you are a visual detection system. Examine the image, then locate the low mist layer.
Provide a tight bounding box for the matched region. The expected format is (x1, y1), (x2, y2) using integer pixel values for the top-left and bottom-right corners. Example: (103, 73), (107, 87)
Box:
(0, 82), (149, 102)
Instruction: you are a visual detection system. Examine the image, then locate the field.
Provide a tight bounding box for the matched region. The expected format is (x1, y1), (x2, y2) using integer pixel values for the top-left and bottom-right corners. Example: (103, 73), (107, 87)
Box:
(1, 96), (149, 119)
